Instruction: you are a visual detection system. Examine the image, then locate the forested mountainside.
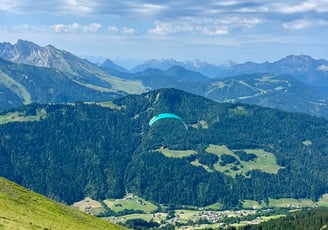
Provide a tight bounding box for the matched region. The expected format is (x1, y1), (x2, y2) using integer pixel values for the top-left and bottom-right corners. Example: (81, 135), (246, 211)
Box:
(0, 88), (327, 208)
(239, 207), (328, 230)
(0, 57), (123, 111)
(181, 74), (328, 119)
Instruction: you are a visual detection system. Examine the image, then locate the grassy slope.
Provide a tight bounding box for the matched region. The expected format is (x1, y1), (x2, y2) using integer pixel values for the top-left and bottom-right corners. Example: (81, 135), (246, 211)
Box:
(0, 109), (47, 125)
(0, 70), (32, 104)
(0, 177), (124, 230)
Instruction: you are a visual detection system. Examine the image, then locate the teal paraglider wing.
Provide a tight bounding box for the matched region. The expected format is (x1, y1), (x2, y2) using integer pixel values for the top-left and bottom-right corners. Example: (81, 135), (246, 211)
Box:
(149, 113), (188, 130)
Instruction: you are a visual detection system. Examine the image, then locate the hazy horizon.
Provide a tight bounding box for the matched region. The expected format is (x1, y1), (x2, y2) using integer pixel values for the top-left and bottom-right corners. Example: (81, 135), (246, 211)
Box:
(1, 0), (328, 67)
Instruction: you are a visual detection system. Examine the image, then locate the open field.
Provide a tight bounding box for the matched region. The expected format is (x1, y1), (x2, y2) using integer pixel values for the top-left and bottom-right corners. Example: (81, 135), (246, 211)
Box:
(158, 148), (197, 158)
(204, 202), (223, 210)
(268, 198), (317, 208)
(190, 159), (213, 172)
(72, 197), (106, 215)
(107, 213), (167, 224)
(97, 101), (125, 110)
(104, 194), (158, 213)
(0, 109), (47, 124)
(242, 200), (266, 209)
(317, 194), (328, 206)
(155, 144), (283, 178)
(206, 144), (284, 177)
(243, 197), (319, 209)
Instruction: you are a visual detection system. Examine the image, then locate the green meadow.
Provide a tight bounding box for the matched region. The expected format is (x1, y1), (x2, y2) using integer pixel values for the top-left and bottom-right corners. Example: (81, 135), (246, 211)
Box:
(156, 144), (283, 178)
(103, 194), (158, 213)
(0, 177), (124, 230)
(159, 148), (197, 158)
(206, 144), (284, 178)
(0, 108), (47, 125)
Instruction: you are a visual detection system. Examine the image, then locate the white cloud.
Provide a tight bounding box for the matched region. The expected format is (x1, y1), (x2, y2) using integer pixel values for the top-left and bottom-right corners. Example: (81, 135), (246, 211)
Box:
(122, 27), (136, 35)
(317, 65), (328, 71)
(61, 0), (98, 15)
(50, 22), (102, 33)
(201, 28), (229, 35)
(282, 20), (312, 30)
(108, 26), (119, 33)
(222, 17), (263, 28)
(1, 21), (137, 37)
(148, 16), (262, 36)
(1, 0), (328, 18)
(272, 0), (328, 14)
(0, 0), (17, 11)
(283, 19), (328, 30)
(130, 3), (167, 15)
(0, 0), (97, 15)
(279, 2), (317, 13)
(106, 26), (136, 35)
(148, 20), (193, 35)
(0, 0), (68, 14)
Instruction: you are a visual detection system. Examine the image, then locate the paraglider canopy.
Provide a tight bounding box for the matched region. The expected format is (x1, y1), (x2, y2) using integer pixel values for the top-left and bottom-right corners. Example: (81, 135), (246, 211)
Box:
(149, 113), (188, 130)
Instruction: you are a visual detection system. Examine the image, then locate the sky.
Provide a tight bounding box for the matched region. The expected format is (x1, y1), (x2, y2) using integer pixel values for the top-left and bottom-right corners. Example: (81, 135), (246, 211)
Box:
(1, 0), (328, 68)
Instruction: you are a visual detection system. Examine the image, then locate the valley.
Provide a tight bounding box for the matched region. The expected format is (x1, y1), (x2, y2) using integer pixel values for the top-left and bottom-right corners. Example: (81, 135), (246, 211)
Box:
(0, 40), (328, 229)
(72, 193), (328, 229)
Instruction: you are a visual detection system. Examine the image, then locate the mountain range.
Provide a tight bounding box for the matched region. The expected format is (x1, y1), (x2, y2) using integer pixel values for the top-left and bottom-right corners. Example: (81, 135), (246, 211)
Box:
(0, 39), (328, 120)
(0, 39), (146, 111)
(100, 60), (328, 119)
(129, 58), (226, 78)
(128, 55), (328, 89)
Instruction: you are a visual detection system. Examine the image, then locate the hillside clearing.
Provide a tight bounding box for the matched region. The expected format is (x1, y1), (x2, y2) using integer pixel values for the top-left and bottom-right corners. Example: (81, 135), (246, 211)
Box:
(206, 144), (284, 178)
(158, 148), (197, 158)
(0, 109), (47, 124)
(103, 194), (158, 213)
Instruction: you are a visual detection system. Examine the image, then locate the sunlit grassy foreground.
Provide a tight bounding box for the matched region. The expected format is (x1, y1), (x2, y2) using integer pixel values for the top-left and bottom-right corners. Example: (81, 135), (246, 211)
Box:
(0, 177), (125, 230)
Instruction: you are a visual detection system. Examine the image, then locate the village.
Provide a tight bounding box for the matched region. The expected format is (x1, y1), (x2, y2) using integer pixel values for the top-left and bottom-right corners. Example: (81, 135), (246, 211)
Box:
(72, 194), (293, 229)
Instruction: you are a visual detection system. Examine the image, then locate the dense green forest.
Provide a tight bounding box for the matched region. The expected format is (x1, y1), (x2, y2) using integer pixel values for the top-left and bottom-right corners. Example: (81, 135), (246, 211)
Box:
(239, 207), (328, 230)
(0, 88), (327, 208)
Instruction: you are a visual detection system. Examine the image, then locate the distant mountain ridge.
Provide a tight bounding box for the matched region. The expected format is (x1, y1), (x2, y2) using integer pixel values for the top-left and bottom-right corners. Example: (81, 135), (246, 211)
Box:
(184, 74), (328, 119)
(0, 40), (146, 94)
(130, 65), (209, 89)
(105, 55), (328, 119)
(130, 58), (226, 77)
(0, 40), (146, 111)
(101, 59), (129, 73)
(100, 65), (328, 119)
(0, 57), (123, 111)
(1, 39), (327, 119)
(223, 55), (328, 87)
(0, 39), (69, 68)
(130, 55), (328, 88)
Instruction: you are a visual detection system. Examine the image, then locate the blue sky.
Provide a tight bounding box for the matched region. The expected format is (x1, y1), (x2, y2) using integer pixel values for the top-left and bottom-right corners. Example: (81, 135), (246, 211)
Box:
(1, 0), (328, 67)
